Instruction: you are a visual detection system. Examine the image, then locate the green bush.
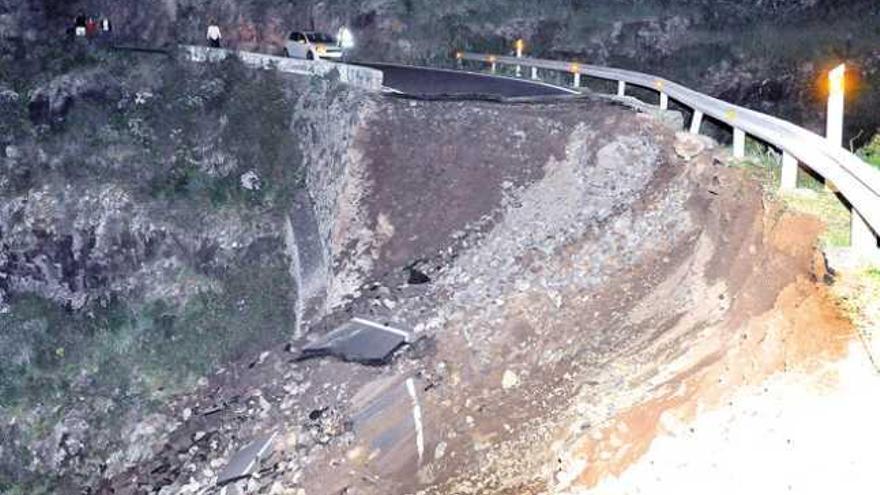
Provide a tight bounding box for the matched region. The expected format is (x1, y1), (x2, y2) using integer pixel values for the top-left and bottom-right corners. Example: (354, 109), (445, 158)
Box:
(857, 132), (880, 171)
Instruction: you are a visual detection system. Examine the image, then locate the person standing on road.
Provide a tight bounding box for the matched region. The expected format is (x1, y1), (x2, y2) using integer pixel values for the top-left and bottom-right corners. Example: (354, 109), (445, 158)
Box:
(85, 16), (98, 38)
(74, 12), (87, 38)
(337, 26), (354, 61)
(207, 21), (222, 48)
(101, 16), (112, 35)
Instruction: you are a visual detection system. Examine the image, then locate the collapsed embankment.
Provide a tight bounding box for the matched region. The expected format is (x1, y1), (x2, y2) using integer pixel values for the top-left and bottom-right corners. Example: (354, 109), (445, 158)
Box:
(285, 95), (861, 494)
(94, 83), (861, 494)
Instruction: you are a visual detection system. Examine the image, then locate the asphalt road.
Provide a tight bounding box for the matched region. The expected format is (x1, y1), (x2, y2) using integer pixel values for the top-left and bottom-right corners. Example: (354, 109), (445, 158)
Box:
(354, 62), (577, 97)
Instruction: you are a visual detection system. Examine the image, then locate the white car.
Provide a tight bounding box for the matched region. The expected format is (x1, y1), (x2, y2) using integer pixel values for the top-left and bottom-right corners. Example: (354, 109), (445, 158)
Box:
(285, 31), (343, 60)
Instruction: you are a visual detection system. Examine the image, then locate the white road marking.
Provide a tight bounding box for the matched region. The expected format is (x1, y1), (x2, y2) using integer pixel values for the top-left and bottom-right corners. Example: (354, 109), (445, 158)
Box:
(241, 431), (278, 479)
(405, 377), (425, 464)
(352, 317), (411, 341)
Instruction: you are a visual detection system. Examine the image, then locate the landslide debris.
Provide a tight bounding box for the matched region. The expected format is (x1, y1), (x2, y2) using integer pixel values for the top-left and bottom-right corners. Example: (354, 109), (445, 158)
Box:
(95, 72), (854, 495)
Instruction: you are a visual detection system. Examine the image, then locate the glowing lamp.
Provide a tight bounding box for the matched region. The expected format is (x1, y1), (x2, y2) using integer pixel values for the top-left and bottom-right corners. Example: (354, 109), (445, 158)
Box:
(570, 63), (580, 73)
(826, 64), (845, 147)
(829, 63), (846, 95)
(515, 39), (525, 55)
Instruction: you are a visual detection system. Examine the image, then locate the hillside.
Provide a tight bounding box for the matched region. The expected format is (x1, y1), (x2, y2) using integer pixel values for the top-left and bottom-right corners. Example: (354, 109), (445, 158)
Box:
(1, 2), (878, 494)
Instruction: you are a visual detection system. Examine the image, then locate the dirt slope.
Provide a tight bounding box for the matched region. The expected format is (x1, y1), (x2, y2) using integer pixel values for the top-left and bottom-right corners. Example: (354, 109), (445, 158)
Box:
(94, 91), (861, 495)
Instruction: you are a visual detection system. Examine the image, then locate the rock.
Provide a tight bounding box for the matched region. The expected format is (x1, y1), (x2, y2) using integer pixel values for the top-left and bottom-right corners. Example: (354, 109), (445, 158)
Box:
(674, 132), (706, 161)
(182, 408), (192, 421)
(300, 318), (410, 365)
(28, 68), (117, 123)
(434, 441), (447, 460)
(240, 171), (261, 191)
(407, 267), (431, 285)
(4, 145), (21, 159)
(501, 370), (520, 389)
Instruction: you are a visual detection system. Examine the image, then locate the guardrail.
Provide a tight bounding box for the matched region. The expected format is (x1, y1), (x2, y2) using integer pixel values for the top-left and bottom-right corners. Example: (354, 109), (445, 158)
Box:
(180, 45), (384, 92)
(461, 52), (880, 261)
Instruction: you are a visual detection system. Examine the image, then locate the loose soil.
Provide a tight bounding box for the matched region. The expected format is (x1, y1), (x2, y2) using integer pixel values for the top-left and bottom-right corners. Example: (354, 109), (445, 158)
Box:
(98, 94), (868, 495)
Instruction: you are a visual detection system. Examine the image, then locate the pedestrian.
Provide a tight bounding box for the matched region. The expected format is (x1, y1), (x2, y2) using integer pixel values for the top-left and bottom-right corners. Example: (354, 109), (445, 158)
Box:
(101, 16), (112, 34)
(207, 20), (222, 48)
(74, 12), (87, 38)
(337, 26), (354, 49)
(85, 16), (98, 38)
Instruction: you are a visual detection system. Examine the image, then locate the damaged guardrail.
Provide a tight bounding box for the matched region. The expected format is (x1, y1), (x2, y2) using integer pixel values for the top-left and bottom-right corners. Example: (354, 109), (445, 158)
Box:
(180, 45), (384, 92)
(460, 52), (880, 261)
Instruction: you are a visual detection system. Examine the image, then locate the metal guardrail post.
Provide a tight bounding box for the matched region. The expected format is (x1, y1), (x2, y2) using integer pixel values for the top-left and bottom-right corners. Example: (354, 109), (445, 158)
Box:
(689, 110), (704, 134)
(781, 151), (798, 191)
(852, 211), (880, 258)
(573, 72), (581, 88)
(617, 81), (626, 97)
(531, 66), (539, 80)
(733, 129), (746, 159)
(659, 92), (669, 110)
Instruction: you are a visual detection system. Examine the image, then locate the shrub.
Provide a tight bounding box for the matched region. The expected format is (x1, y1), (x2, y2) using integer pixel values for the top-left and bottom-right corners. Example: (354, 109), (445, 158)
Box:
(857, 132), (880, 171)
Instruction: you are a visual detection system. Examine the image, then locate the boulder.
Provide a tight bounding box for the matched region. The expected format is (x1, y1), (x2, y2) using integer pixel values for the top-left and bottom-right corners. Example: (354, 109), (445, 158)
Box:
(674, 131), (707, 161)
(28, 68), (117, 123)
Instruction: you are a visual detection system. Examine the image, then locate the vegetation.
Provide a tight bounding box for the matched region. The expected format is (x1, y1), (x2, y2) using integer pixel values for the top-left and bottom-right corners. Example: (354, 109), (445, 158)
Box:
(0, 50), (322, 491)
(733, 138), (850, 248)
(856, 132), (880, 171)
(0, 249), (294, 411)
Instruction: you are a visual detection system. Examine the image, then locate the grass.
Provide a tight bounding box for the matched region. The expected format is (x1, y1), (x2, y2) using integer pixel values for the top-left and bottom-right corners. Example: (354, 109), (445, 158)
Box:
(782, 190), (851, 248)
(856, 133), (880, 172)
(732, 138), (850, 248)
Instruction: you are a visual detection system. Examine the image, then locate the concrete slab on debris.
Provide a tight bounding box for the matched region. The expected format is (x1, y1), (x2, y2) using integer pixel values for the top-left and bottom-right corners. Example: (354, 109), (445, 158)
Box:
(349, 376), (424, 476)
(301, 318), (410, 365)
(216, 432), (277, 485)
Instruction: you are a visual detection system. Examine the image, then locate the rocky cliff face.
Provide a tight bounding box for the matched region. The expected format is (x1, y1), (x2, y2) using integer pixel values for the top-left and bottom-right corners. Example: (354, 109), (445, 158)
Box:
(0, 48), (380, 491)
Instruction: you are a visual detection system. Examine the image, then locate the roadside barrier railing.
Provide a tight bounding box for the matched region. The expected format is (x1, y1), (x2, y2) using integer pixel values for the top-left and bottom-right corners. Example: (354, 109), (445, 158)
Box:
(460, 52), (880, 261)
(181, 45), (384, 92)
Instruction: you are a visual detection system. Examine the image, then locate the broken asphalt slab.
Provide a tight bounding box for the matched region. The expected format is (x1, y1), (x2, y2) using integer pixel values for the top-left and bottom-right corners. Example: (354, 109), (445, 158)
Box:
(300, 318), (411, 365)
(217, 431), (278, 485)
